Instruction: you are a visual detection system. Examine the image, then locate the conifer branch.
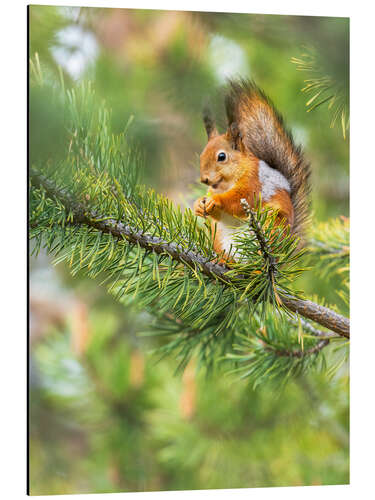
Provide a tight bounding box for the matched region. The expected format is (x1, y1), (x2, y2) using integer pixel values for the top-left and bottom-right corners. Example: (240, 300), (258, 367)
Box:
(160, 312), (334, 362)
(291, 317), (337, 339)
(30, 170), (350, 339)
(30, 169), (229, 282)
(272, 338), (330, 358)
(240, 198), (278, 292)
(281, 295), (349, 338)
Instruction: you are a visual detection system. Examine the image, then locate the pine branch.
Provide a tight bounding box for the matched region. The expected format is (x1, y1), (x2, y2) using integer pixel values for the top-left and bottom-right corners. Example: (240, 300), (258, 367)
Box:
(281, 295), (349, 338)
(30, 169), (228, 282)
(153, 311), (335, 367)
(308, 218), (349, 287)
(272, 338), (330, 358)
(291, 46), (349, 139)
(291, 317), (337, 339)
(240, 198), (278, 300)
(30, 169), (350, 338)
(226, 307), (338, 384)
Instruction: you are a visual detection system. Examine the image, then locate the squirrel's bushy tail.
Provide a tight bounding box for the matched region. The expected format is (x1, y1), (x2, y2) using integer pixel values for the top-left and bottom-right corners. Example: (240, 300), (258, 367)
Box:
(225, 79), (311, 240)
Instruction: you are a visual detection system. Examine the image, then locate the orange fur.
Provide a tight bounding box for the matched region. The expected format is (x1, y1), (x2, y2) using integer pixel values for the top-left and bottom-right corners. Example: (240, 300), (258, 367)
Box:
(194, 133), (295, 258)
(266, 189), (294, 228)
(210, 220), (224, 257)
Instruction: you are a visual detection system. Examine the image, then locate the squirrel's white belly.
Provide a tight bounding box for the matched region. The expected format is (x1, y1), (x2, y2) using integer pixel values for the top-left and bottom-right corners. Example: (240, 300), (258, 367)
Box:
(216, 213), (246, 256)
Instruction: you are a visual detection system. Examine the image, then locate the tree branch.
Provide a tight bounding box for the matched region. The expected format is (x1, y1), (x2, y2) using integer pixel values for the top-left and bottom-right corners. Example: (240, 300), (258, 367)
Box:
(171, 312), (333, 358)
(290, 317), (337, 339)
(30, 170), (350, 339)
(282, 295), (349, 338)
(272, 338), (330, 358)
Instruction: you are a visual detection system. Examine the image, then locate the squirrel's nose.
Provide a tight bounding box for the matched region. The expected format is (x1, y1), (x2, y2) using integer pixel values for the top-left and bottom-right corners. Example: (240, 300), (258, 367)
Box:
(201, 178), (209, 185)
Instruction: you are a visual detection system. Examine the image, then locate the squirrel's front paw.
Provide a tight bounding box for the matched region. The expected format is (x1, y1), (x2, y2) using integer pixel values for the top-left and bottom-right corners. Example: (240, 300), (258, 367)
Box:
(194, 196), (218, 217)
(203, 197), (217, 215)
(194, 197), (209, 217)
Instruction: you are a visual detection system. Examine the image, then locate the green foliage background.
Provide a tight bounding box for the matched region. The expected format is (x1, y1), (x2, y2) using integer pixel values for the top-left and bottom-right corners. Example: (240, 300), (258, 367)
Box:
(29, 5), (349, 495)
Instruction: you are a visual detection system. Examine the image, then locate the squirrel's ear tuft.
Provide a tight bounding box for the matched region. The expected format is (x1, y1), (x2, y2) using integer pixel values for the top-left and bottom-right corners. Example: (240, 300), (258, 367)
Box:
(203, 106), (219, 140)
(226, 122), (243, 151)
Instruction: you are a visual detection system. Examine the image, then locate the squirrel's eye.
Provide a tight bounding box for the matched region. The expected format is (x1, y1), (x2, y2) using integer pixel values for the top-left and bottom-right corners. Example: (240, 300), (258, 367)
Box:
(217, 152), (226, 162)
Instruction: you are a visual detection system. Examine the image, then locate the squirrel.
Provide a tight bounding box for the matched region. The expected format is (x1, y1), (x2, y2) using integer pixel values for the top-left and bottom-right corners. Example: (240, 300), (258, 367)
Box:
(193, 79), (311, 259)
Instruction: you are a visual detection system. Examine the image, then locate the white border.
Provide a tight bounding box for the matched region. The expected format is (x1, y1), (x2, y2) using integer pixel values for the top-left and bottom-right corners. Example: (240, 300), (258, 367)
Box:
(2, 0), (375, 498)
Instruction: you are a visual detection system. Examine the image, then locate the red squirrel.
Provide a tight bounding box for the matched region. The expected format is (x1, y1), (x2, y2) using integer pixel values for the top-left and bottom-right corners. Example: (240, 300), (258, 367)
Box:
(193, 79), (311, 259)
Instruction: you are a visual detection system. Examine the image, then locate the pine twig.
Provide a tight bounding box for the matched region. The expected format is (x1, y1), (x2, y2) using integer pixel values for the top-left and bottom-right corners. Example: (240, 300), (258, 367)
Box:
(272, 338), (330, 358)
(290, 317), (337, 339)
(240, 198), (278, 292)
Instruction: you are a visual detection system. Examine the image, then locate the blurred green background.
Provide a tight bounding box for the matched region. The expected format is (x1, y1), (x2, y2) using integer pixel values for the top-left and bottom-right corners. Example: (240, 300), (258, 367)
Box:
(29, 5), (349, 495)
